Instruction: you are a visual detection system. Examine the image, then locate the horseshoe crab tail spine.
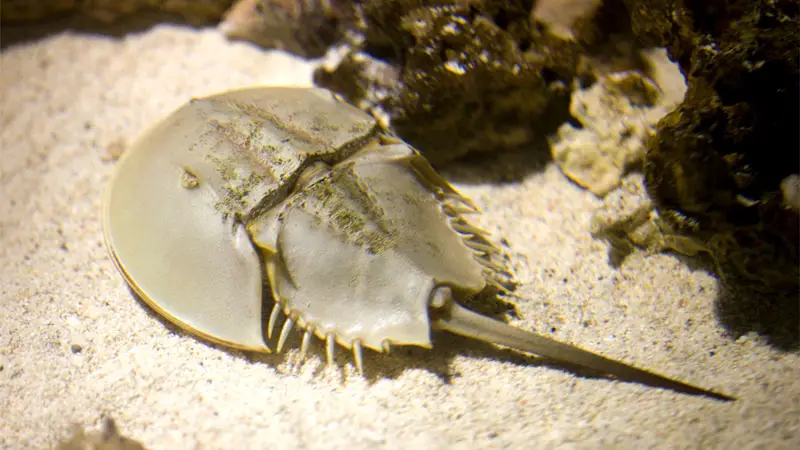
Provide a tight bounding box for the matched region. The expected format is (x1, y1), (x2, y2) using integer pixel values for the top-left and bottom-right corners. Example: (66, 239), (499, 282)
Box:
(300, 326), (314, 358)
(353, 340), (365, 375)
(277, 317), (294, 353)
(431, 299), (734, 402)
(325, 333), (336, 366)
(464, 240), (500, 255)
(268, 304), (281, 339)
(474, 257), (507, 273)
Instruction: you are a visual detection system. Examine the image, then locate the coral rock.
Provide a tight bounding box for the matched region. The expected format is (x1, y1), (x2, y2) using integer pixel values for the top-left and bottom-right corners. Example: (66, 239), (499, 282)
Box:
(625, 0), (800, 293)
(314, 0), (580, 166)
(550, 70), (677, 196)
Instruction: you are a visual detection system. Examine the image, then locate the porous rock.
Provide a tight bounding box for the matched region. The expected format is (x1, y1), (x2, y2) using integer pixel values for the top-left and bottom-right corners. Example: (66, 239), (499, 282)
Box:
(625, 0), (800, 293)
(313, 0), (582, 166)
(549, 69), (676, 196)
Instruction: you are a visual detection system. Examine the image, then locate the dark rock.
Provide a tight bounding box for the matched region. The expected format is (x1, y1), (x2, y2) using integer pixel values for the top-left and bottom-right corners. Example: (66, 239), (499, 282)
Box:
(624, 0), (800, 293)
(314, 0), (582, 166)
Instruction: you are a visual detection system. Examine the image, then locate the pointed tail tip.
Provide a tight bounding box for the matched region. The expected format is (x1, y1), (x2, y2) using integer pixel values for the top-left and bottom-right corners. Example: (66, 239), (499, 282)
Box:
(432, 300), (736, 402)
(607, 372), (736, 402)
(702, 390), (737, 402)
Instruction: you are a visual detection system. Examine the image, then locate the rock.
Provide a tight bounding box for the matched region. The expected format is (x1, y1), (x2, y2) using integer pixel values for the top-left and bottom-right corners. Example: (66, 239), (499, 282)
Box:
(218, 0), (341, 58)
(313, 0), (581, 166)
(625, 0), (800, 294)
(0, 0), (233, 24)
(550, 69), (676, 196)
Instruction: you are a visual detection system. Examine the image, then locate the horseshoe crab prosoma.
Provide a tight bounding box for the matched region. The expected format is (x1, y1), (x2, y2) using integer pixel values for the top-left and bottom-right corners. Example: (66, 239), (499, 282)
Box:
(103, 86), (732, 401)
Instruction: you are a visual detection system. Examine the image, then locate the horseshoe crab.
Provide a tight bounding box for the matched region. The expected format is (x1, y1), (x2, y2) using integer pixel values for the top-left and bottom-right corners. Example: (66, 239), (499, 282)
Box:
(103, 87), (732, 401)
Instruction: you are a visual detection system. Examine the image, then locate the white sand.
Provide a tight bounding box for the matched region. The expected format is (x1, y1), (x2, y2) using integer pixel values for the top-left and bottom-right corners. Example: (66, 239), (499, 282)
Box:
(1, 23), (798, 449)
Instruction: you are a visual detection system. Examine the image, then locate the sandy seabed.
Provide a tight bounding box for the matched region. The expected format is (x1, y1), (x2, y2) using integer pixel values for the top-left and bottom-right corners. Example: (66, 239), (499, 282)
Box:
(1, 21), (798, 449)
